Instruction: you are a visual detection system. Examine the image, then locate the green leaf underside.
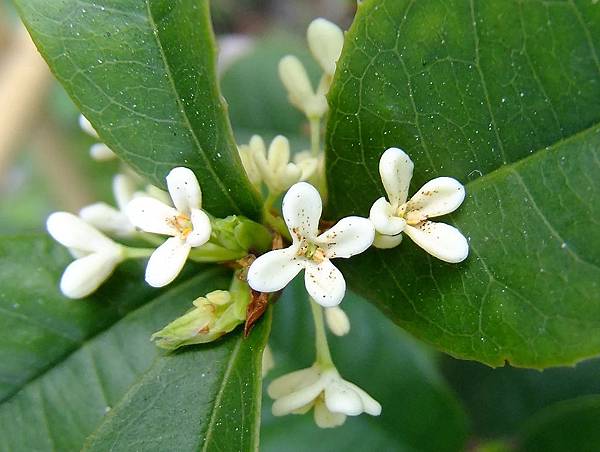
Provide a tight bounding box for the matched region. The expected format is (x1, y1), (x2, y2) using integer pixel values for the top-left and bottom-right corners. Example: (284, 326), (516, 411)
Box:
(326, 0), (600, 367)
(517, 395), (600, 452)
(0, 236), (270, 451)
(261, 278), (468, 452)
(15, 0), (262, 220)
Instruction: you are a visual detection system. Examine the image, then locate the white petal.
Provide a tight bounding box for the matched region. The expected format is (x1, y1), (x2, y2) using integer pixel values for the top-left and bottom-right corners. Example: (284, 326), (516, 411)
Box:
(113, 174), (136, 211)
(407, 177), (465, 219)
(313, 399), (346, 428)
(279, 163), (303, 191)
(268, 135), (291, 174)
(271, 377), (326, 417)
(247, 246), (304, 293)
(324, 378), (364, 416)
(145, 237), (191, 287)
(279, 55), (315, 112)
(317, 216), (375, 259)
(404, 221), (469, 263)
(89, 143), (116, 161)
(78, 114), (98, 138)
(307, 18), (344, 76)
(369, 197), (406, 236)
(47, 212), (118, 253)
(344, 381), (382, 416)
(325, 306), (350, 336)
(268, 367), (320, 399)
(143, 185), (172, 206)
(261, 345), (275, 377)
(379, 147), (414, 207)
(186, 208), (212, 247)
(372, 232), (403, 249)
(238, 144), (261, 186)
(166, 167), (202, 214)
(126, 197), (178, 236)
(79, 203), (135, 237)
(293, 152), (319, 180)
(60, 252), (121, 299)
(304, 260), (346, 307)
(282, 182), (322, 241)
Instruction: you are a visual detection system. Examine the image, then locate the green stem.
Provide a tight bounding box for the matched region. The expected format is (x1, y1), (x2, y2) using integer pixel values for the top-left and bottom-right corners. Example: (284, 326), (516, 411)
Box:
(310, 297), (334, 367)
(262, 191), (292, 241)
(121, 246), (155, 259)
(309, 117), (321, 157)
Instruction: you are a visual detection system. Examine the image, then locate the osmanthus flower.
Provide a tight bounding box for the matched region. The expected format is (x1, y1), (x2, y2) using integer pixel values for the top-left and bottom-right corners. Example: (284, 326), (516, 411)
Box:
(278, 18), (344, 120)
(46, 212), (124, 299)
(78, 114), (116, 161)
(80, 174), (171, 238)
(268, 365), (381, 428)
(126, 167), (212, 288)
(324, 306), (350, 336)
(369, 148), (469, 263)
(247, 182), (374, 307)
(239, 135), (318, 194)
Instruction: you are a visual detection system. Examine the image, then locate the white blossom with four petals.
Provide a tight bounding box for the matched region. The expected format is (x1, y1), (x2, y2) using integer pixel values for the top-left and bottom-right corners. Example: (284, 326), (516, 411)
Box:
(369, 148), (469, 263)
(268, 365), (381, 428)
(46, 212), (124, 299)
(126, 167), (212, 288)
(247, 182), (374, 307)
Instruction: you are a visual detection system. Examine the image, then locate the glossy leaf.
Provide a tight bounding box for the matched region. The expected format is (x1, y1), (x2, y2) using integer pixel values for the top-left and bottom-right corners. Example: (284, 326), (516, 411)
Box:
(517, 395), (600, 452)
(0, 236), (270, 451)
(261, 278), (468, 452)
(325, 0), (600, 367)
(0, 235), (158, 401)
(15, 0), (262, 219)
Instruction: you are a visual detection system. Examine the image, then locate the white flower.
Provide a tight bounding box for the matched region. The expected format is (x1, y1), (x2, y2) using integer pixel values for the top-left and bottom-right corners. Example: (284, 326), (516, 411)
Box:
(126, 167), (212, 288)
(325, 306), (350, 336)
(78, 114), (116, 161)
(262, 344), (275, 377)
(241, 135), (318, 194)
(268, 365), (381, 428)
(307, 18), (344, 78)
(80, 174), (170, 238)
(46, 212), (124, 299)
(369, 148), (469, 263)
(80, 174), (137, 237)
(279, 55), (328, 119)
(247, 182), (374, 307)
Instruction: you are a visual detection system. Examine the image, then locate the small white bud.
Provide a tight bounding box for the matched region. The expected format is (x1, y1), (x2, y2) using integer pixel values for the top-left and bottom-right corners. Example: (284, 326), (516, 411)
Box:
(262, 344), (275, 377)
(89, 143), (117, 161)
(325, 306), (350, 336)
(307, 18), (344, 77)
(78, 114), (99, 138)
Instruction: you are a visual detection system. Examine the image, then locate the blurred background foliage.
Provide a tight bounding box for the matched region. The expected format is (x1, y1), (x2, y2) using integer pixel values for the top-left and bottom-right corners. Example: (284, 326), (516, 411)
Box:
(1, 0), (599, 450)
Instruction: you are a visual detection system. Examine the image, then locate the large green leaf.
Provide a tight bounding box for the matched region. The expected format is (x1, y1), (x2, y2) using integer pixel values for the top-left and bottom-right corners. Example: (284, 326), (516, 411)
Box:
(0, 235), (158, 401)
(15, 0), (262, 219)
(0, 236), (270, 451)
(261, 278), (468, 452)
(325, 0), (600, 367)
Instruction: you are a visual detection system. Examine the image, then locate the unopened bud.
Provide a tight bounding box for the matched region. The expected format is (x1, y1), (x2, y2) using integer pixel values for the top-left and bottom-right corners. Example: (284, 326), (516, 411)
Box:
(278, 55), (327, 119)
(325, 306), (350, 336)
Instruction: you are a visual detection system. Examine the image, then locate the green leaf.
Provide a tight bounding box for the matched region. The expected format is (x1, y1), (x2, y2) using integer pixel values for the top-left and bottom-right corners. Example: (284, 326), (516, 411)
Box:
(0, 235), (159, 401)
(261, 278), (468, 452)
(326, 0), (600, 367)
(0, 236), (270, 450)
(443, 356), (600, 438)
(15, 0), (262, 219)
(516, 395), (600, 452)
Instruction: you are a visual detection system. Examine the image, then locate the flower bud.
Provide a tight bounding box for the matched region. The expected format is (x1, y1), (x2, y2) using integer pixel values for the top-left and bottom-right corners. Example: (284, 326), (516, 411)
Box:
(307, 18), (344, 77)
(278, 55), (327, 119)
(152, 289), (247, 350)
(325, 306), (350, 336)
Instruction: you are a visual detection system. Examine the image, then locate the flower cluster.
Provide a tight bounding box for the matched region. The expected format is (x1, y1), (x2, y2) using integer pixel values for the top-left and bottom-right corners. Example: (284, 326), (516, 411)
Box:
(46, 18), (469, 431)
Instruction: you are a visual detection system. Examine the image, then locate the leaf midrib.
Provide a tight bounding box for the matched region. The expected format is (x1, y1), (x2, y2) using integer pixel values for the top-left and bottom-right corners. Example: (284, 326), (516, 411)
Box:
(143, 0), (241, 214)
